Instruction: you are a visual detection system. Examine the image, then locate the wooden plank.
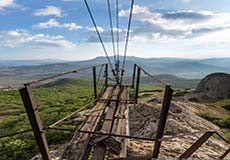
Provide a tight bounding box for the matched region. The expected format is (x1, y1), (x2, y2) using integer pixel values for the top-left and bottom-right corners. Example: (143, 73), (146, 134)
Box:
(61, 86), (113, 160)
(117, 87), (129, 158)
(109, 87), (129, 159)
(92, 86), (121, 160)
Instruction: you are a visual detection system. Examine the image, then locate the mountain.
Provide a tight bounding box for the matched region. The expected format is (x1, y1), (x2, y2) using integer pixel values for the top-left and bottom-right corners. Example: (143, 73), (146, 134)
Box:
(0, 56), (229, 88)
(0, 59), (68, 67)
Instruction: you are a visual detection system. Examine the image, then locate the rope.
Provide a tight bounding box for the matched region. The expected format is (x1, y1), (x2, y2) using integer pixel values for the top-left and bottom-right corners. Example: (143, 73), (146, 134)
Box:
(84, 0), (116, 77)
(120, 0), (135, 84)
(107, 0), (116, 64)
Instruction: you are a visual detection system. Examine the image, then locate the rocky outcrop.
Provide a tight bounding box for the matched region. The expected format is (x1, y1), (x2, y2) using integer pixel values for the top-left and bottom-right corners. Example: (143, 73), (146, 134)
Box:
(128, 95), (230, 159)
(196, 73), (230, 99)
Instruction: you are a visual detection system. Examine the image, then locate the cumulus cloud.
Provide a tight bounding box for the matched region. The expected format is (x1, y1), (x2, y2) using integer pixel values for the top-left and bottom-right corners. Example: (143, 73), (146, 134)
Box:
(119, 5), (230, 41)
(86, 26), (105, 33)
(0, 29), (76, 48)
(33, 6), (62, 17)
(0, 0), (24, 12)
(0, 0), (15, 9)
(33, 19), (82, 31)
(181, 0), (191, 3)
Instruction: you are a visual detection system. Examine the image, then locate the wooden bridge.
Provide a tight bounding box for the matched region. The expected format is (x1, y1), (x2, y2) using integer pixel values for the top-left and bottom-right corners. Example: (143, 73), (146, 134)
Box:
(0, 64), (229, 159)
(14, 64), (230, 160)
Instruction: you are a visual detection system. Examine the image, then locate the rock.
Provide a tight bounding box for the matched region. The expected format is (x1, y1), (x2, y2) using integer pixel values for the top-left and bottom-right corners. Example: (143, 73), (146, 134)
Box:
(196, 73), (230, 99)
(128, 94), (229, 159)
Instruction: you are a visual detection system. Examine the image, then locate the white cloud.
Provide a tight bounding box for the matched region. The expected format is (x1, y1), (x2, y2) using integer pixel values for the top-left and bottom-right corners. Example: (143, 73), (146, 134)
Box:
(62, 0), (78, 1)
(86, 26), (104, 33)
(0, 0), (14, 8)
(33, 6), (62, 17)
(33, 19), (82, 31)
(63, 23), (82, 31)
(34, 19), (59, 28)
(0, 29), (76, 48)
(181, 0), (191, 3)
(0, 0), (24, 12)
(113, 27), (124, 33)
(119, 5), (230, 41)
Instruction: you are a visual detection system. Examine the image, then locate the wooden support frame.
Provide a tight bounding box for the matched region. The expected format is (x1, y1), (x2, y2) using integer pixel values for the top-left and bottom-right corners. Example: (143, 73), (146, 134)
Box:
(19, 85), (51, 160)
(134, 67), (141, 104)
(93, 66), (97, 99)
(104, 64), (108, 87)
(220, 147), (230, 159)
(152, 85), (173, 158)
(179, 131), (215, 158)
(131, 64), (136, 88)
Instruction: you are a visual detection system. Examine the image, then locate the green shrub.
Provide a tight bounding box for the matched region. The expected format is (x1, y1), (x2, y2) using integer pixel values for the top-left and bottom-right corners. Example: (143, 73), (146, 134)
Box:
(0, 139), (35, 160)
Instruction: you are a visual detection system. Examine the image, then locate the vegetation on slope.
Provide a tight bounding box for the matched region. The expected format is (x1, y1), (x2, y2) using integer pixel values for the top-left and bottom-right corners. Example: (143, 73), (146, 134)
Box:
(0, 77), (229, 159)
(198, 99), (230, 140)
(0, 78), (95, 160)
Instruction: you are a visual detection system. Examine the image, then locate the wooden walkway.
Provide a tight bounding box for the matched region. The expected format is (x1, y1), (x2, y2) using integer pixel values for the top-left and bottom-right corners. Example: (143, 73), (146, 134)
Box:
(18, 64), (229, 160)
(62, 85), (130, 160)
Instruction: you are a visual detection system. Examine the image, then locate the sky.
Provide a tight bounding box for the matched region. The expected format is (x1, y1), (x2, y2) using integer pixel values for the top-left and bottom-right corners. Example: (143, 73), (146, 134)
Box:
(0, 0), (230, 60)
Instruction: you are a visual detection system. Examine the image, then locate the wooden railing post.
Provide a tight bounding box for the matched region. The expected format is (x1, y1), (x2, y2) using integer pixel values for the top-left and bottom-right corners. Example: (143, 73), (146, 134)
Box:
(104, 64), (108, 87)
(19, 85), (51, 160)
(134, 67), (141, 104)
(152, 85), (173, 158)
(131, 64), (137, 88)
(93, 66), (97, 99)
(179, 131), (214, 159)
(219, 147), (230, 159)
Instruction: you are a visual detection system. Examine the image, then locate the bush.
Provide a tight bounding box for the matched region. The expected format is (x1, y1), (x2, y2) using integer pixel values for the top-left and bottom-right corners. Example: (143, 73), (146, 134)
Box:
(199, 113), (230, 129)
(0, 139), (35, 160)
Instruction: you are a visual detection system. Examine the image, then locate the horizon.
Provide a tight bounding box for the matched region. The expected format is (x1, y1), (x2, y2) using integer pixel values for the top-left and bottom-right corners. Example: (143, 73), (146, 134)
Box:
(1, 55), (230, 62)
(0, 0), (230, 60)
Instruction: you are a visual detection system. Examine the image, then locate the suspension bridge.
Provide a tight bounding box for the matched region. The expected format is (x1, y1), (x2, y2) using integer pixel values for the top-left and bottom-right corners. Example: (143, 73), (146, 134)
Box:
(0, 0), (229, 159)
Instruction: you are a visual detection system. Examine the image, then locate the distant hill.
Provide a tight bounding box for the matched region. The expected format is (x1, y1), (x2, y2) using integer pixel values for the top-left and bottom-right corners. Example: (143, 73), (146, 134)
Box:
(0, 59), (68, 67)
(0, 56), (229, 88)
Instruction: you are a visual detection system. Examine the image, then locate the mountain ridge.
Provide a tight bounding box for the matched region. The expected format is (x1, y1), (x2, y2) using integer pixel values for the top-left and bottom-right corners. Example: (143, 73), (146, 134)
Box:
(0, 56), (229, 88)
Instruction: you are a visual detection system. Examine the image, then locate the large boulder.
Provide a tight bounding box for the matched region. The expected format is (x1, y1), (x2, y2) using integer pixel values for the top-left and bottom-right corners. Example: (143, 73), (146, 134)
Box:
(196, 73), (230, 99)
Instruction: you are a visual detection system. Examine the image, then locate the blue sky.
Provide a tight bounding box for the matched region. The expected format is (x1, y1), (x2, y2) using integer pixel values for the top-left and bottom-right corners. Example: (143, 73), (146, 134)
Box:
(0, 0), (230, 60)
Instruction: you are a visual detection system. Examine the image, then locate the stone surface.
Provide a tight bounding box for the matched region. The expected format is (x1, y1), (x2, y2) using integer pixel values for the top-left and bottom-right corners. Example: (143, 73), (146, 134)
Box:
(128, 94), (230, 159)
(196, 72), (230, 99)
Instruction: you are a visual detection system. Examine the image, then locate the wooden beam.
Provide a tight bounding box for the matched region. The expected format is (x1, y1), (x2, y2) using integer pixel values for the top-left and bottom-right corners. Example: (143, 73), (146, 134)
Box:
(92, 86), (121, 160)
(179, 131), (214, 158)
(219, 147), (230, 159)
(19, 85), (51, 160)
(152, 85), (173, 158)
(134, 67), (141, 104)
(61, 86), (113, 160)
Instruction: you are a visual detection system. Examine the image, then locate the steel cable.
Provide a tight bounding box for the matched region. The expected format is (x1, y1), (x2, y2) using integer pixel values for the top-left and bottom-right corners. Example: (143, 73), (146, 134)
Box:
(84, 0), (116, 77)
(107, 0), (116, 64)
(116, 0), (120, 63)
(120, 0), (135, 84)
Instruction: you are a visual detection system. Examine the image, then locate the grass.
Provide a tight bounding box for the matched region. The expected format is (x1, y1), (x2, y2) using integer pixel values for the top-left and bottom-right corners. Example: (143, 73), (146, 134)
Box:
(0, 78), (97, 160)
(1, 76), (229, 159)
(198, 98), (230, 141)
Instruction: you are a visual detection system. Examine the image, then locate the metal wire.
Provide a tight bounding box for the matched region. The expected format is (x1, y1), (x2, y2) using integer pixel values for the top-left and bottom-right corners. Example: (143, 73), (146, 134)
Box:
(116, 0), (120, 63)
(107, 0), (116, 64)
(84, 0), (116, 77)
(120, 0), (135, 84)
